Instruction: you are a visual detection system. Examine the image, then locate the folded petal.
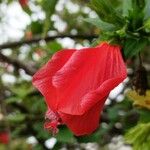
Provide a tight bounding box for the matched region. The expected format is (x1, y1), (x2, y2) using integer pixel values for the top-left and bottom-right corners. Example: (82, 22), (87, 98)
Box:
(59, 97), (106, 136)
(52, 43), (127, 115)
(32, 49), (75, 110)
(32, 42), (127, 136)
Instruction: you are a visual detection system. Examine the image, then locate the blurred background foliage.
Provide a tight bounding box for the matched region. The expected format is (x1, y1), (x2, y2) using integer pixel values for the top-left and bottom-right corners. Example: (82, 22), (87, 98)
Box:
(0, 0), (150, 150)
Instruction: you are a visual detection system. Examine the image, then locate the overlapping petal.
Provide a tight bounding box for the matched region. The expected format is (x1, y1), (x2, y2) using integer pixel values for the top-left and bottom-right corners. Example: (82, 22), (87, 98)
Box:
(52, 43), (126, 115)
(32, 49), (75, 110)
(32, 42), (127, 136)
(59, 98), (106, 136)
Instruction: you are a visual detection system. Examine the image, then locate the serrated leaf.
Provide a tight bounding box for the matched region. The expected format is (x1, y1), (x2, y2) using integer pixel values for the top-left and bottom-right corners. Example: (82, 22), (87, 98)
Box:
(125, 123), (150, 150)
(84, 18), (116, 31)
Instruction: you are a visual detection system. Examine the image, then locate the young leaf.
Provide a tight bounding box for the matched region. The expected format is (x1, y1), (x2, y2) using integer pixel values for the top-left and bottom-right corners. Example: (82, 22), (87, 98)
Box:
(122, 0), (132, 17)
(84, 18), (116, 31)
(144, 0), (150, 19)
(90, 0), (124, 26)
(41, 0), (57, 37)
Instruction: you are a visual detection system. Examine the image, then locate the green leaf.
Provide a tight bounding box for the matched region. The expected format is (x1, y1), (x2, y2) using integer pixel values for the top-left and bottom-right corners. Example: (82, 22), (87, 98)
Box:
(6, 113), (26, 123)
(30, 21), (43, 35)
(22, 6), (32, 16)
(122, 0), (132, 16)
(5, 97), (22, 104)
(84, 18), (116, 31)
(125, 123), (150, 150)
(10, 82), (34, 99)
(144, 0), (150, 19)
(127, 0), (145, 30)
(41, 0), (58, 37)
(132, 0), (145, 10)
(90, 0), (124, 26)
(107, 106), (119, 121)
(138, 109), (150, 123)
(47, 41), (63, 53)
(144, 18), (150, 33)
(33, 123), (50, 139)
(123, 38), (148, 58)
(56, 126), (76, 143)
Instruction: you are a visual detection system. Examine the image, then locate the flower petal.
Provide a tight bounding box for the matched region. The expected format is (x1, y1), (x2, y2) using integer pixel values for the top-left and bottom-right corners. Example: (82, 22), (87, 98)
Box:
(59, 98), (106, 136)
(32, 49), (75, 110)
(52, 43), (127, 115)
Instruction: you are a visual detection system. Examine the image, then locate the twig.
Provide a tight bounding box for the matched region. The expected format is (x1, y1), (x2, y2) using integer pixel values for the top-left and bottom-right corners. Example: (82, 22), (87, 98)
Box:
(0, 53), (36, 75)
(0, 34), (98, 50)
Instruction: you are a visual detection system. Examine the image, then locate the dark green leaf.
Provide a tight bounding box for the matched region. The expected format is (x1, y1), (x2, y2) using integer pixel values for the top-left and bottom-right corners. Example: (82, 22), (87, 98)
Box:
(107, 107), (119, 121)
(77, 126), (108, 143)
(123, 38), (148, 58)
(90, 0), (124, 26)
(31, 21), (43, 35)
(47, 41), (63, 53)
(138, 109), (150, 123)
(56, 126), (76, 143)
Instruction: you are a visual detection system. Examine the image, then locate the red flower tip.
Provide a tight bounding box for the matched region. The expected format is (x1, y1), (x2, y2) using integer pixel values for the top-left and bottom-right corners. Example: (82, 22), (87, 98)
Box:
(98, 41), (122, 49)
(0, 132), (9, 144)
(32, 42), (127, 136)
(44, 121), (59, 135)
(44, 108), (63, 135)
(19, 0), (28, 7)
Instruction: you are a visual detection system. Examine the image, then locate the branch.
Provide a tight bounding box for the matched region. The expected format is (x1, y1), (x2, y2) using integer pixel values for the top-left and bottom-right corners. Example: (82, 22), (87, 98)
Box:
(0, 34), (98, 50)
(0, 53), (36, 75)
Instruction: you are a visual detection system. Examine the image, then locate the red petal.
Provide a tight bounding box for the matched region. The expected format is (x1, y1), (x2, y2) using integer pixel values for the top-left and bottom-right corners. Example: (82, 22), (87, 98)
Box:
(52, 43), (127, 115)
(0, 132), (9, 144)
(32, 50), (75, 110)
(59, 98), (106, 136)
(33, 43), (127, 136)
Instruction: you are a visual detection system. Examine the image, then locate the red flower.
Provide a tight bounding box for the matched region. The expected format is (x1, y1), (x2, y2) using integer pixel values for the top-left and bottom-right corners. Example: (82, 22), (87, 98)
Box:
(19, 0), (28, 7)
(0, 132), (9, 144)
(32, 42), (127, 136)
